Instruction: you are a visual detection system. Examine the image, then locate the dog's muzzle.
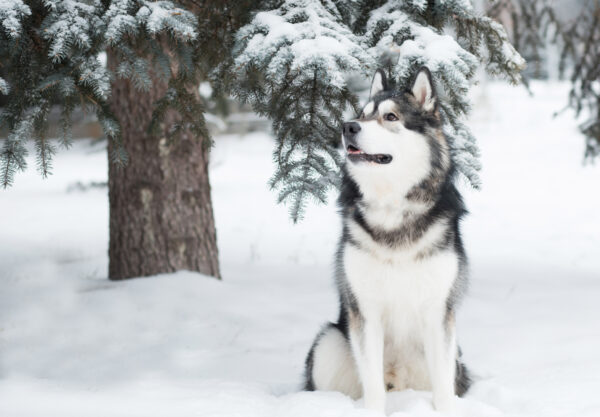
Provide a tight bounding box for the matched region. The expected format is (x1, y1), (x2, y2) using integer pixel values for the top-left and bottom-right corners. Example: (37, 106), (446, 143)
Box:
(342, 122), (393, 165)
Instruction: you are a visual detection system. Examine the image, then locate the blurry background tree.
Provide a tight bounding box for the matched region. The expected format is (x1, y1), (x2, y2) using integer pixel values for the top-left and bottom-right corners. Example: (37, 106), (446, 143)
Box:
(1, 0), (523, 278)
(488, 0), (600, 159)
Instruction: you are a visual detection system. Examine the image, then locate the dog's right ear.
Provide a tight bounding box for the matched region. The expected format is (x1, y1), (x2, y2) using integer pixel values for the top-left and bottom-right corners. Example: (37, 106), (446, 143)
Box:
(369, 69), (387, 99)
(410, 67), (436, 112)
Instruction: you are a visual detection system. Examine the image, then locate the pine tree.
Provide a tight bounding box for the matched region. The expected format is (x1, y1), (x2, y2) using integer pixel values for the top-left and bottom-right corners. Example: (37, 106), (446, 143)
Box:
(230, 0), (524, 221)
(0, 1), (250, 279)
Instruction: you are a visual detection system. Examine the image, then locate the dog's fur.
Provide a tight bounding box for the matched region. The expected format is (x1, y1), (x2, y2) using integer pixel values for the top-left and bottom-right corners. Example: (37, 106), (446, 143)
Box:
(304, 68), (471, 414)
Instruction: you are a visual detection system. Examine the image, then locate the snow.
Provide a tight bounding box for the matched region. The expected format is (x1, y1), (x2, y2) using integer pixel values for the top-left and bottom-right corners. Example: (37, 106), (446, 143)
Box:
(104, 0), (197, 45)
(43, 1), (96, 63)
(78, 57), (111, 100)
(398, 25), (475, 73)
(0, 0), (30, 38)
(234, 1), (368, 89)
(137, 1), (197, 40)
(0, 76), (9, 95)
(366, 6), (476, 76)
(1, 82), (600, 417)
(104, 2), (138, 45)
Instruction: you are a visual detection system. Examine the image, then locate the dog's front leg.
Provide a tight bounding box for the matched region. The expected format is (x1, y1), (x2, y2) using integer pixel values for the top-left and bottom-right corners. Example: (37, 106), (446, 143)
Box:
(422, 308), (457, 414)
(349, 314), (385, 413)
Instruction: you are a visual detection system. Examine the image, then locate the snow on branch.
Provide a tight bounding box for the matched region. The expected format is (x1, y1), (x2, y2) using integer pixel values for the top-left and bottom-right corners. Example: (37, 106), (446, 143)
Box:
(232, 0), (371, 221)
(137, 1), (196, 39)
(362, 0), (523, 187)
(0, 0), (30, 38)
(104, 0), (138, 45)
(235, 0), (368, 88)
(105, 0), (197, 45)
(0, 0), (202, 186)
(0, 77), (9, 95)
(41, 1), (101, 63)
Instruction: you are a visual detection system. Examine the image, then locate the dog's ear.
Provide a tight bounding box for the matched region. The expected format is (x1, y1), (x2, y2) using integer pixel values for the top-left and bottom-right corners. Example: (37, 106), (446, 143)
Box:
(369, 69), (387, 99)
(410, 67), (436, 112)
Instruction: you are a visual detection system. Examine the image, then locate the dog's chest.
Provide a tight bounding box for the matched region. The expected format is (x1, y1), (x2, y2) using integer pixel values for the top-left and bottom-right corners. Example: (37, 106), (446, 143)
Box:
(344, 244), (457, 314)
(343, 219), (458, 326)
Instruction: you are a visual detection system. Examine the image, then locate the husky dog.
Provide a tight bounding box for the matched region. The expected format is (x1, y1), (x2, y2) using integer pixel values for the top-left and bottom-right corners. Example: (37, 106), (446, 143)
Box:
(304, 67), (471, 414)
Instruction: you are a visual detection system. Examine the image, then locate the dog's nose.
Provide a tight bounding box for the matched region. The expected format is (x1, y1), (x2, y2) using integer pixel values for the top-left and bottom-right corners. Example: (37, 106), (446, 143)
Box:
(343, 122), (361, 137)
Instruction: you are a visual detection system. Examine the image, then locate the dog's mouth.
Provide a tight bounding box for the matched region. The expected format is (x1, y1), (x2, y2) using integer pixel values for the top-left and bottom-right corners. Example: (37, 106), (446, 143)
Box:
(346, 145), (392, 164)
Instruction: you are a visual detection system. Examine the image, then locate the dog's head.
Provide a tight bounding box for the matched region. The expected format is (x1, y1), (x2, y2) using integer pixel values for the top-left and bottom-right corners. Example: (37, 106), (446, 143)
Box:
(342, 67), (450, 201)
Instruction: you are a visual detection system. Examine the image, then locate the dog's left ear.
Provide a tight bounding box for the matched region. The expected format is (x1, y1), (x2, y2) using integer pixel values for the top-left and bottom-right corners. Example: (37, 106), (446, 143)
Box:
(410, 67), (436, 112)
(369, 69), (388, 99)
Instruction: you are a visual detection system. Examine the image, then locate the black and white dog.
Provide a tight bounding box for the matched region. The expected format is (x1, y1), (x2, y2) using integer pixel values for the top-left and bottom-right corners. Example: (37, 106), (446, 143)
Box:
(304, 68), (471, 414)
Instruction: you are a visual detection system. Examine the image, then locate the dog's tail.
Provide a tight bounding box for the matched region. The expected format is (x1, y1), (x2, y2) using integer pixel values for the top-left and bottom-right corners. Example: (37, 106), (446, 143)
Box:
(455, 355), (472, 396)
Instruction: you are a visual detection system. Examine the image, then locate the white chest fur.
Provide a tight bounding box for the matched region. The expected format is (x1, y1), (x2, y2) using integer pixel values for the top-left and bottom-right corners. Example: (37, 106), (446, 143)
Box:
(344, 218), (458, 307)
(344, 236), (458, 329)
(343, 226), (458, 329)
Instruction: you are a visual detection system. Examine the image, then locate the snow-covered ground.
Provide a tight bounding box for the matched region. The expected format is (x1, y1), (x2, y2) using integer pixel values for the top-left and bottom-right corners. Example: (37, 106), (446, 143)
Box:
(1, 82), (599, 417)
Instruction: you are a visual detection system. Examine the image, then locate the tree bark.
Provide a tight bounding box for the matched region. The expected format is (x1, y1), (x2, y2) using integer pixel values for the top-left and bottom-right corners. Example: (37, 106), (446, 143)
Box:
(107, 52), (220, 280)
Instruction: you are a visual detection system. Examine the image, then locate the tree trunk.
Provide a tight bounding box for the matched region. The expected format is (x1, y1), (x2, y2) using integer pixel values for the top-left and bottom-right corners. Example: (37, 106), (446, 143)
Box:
(106, 52), (220, 280)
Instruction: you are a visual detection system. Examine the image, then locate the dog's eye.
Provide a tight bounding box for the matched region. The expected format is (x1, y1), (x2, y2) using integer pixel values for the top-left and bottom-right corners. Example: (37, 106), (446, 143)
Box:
(384, 113), (398, 121)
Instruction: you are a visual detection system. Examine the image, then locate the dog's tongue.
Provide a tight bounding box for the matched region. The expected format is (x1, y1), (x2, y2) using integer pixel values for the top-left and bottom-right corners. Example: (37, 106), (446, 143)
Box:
(347, 145), (362, 154)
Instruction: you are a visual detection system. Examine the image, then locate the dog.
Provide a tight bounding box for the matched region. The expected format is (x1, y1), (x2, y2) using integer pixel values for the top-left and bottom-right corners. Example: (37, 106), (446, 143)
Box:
(304, 67), (471, 414)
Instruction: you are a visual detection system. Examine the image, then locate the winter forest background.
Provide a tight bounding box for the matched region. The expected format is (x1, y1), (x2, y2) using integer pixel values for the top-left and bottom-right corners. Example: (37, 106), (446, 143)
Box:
(1, 1), (599, 417)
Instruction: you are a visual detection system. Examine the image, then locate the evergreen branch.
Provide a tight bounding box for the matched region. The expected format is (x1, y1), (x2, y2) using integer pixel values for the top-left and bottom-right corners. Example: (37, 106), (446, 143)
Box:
(0, 0), (208, 187)
(1, 133), (29, 188)
(35, 135), (56, 178)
